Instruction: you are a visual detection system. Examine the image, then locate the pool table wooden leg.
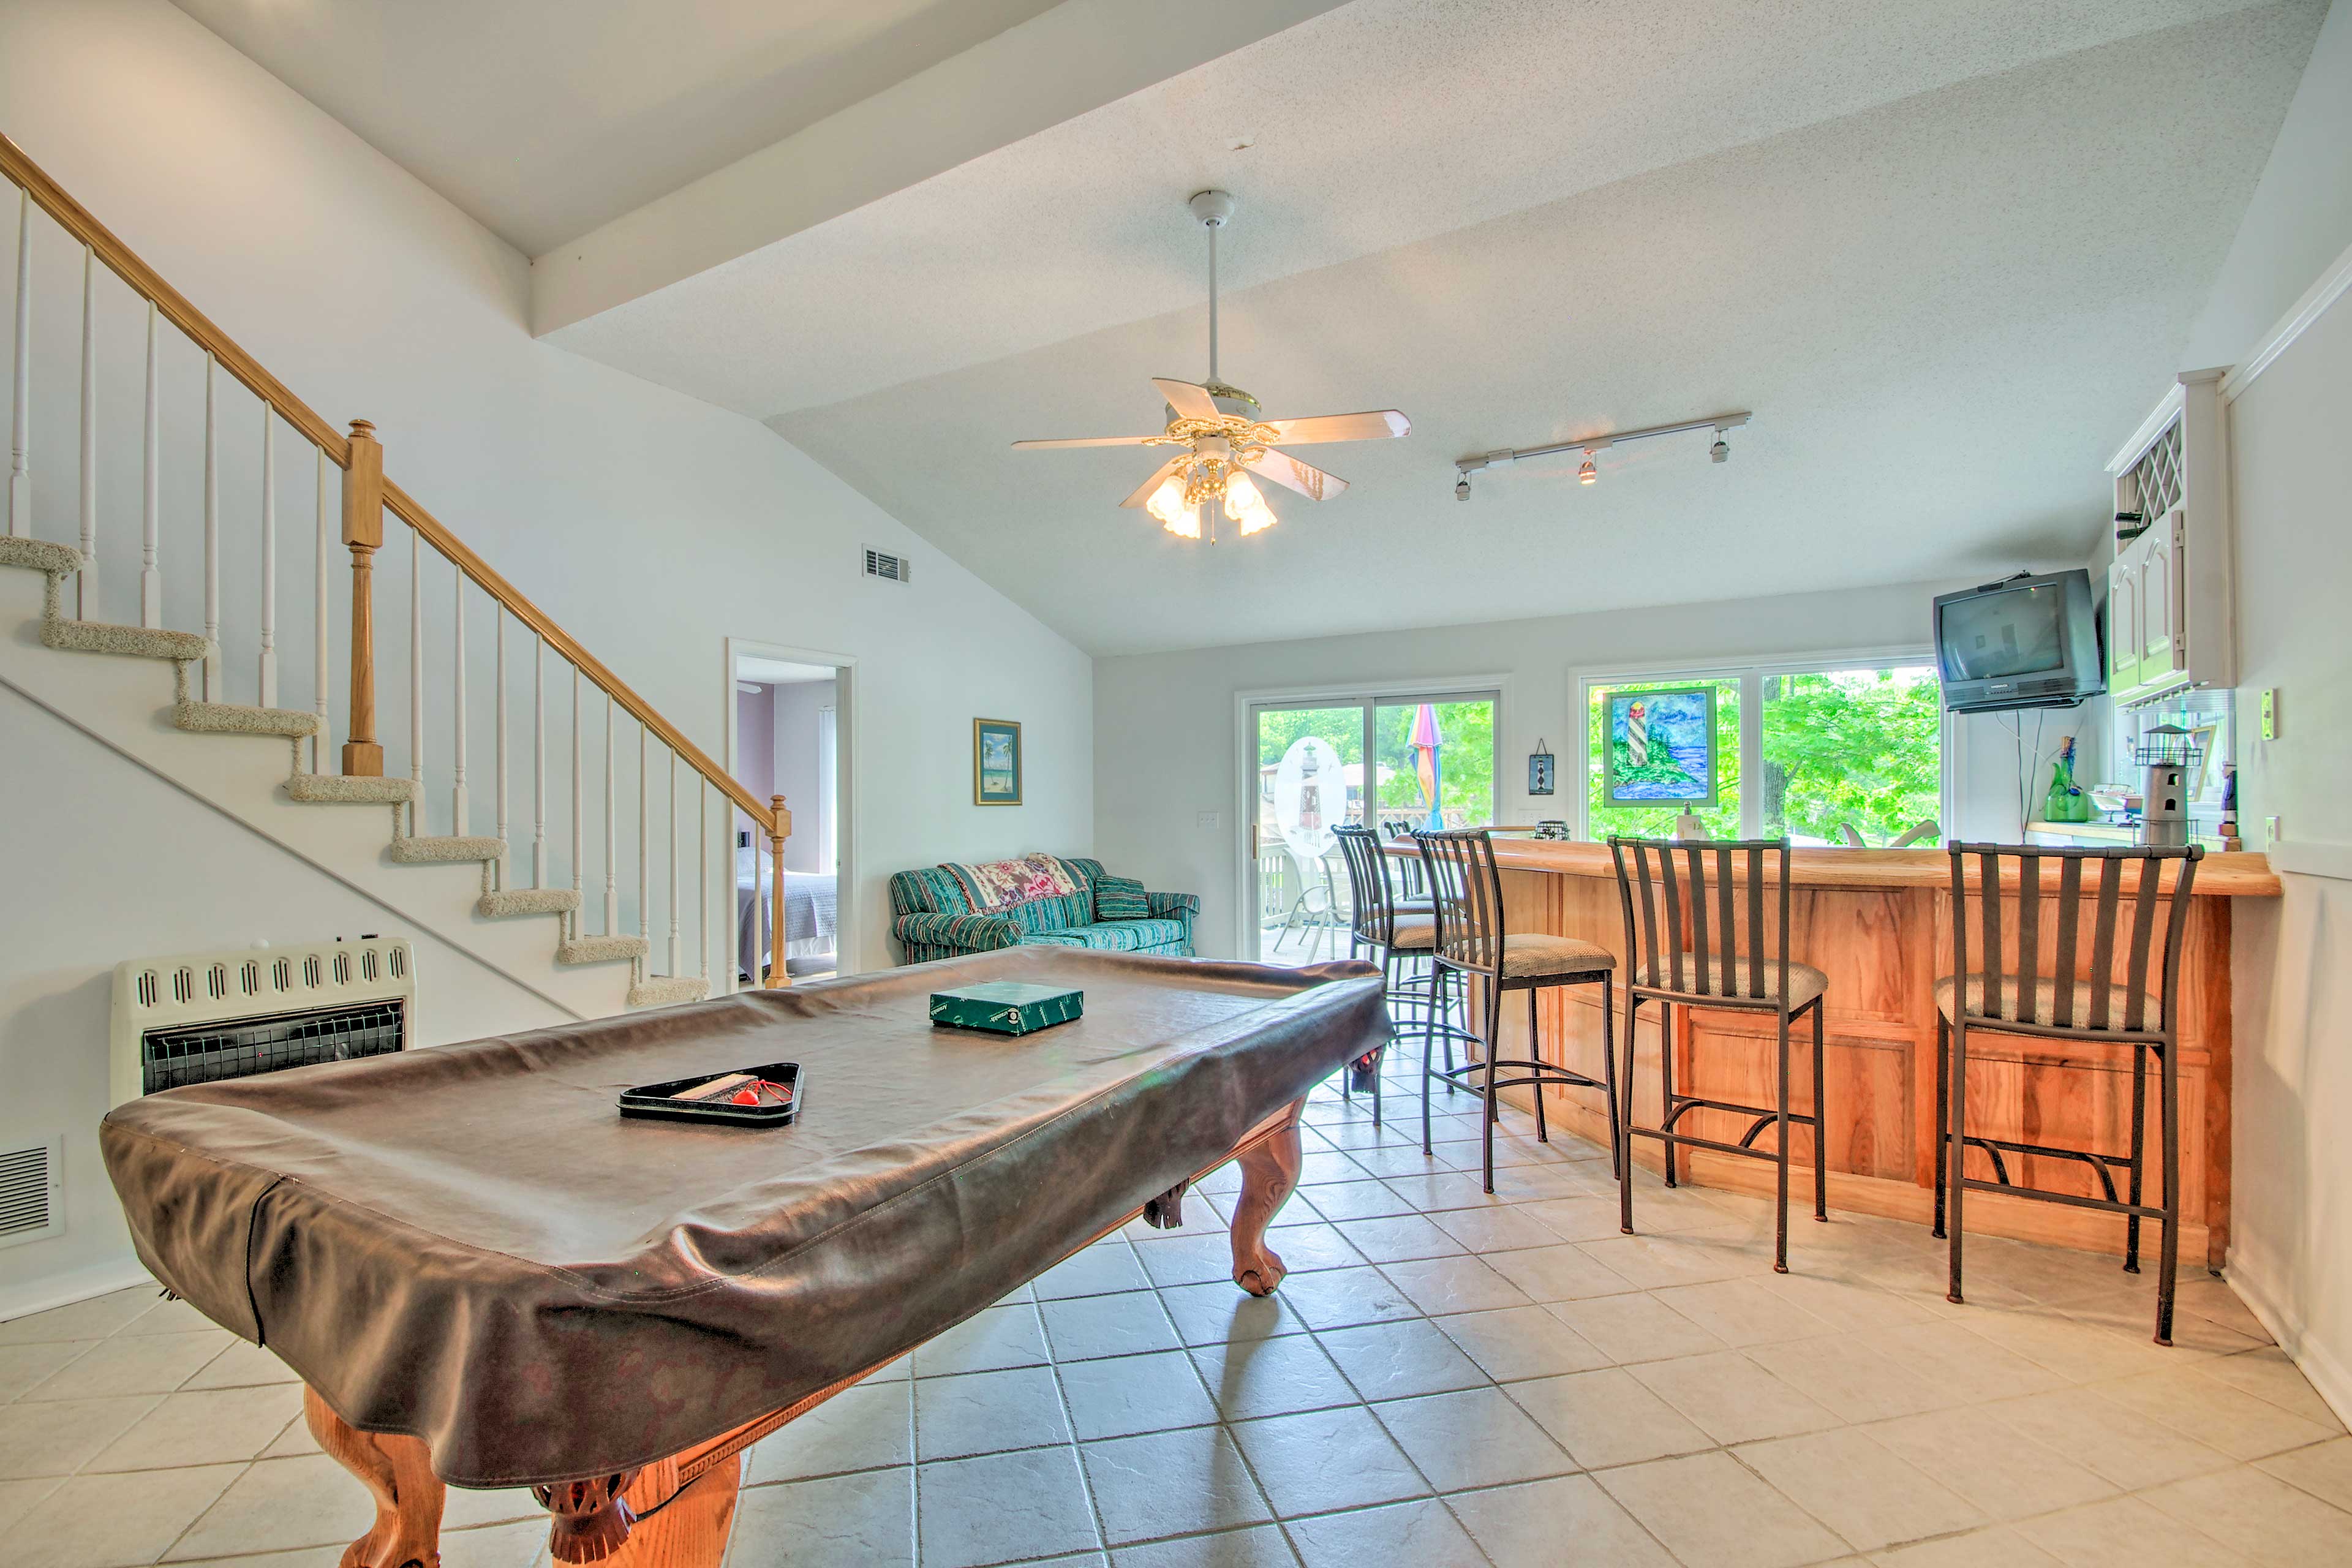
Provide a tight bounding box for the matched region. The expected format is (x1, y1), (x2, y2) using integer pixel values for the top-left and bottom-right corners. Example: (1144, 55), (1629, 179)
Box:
(304, 1385), (447, 1568)
(600, 1448), (743, 1567)
(1230, 1097), (1306, 1297)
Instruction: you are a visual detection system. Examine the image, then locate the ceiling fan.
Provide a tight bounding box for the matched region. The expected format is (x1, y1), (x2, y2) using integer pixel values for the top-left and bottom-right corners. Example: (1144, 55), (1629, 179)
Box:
(1012, 189), (1410, 543)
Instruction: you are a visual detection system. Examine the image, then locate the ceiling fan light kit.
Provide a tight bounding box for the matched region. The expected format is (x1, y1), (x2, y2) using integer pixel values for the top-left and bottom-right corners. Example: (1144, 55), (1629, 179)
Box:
(1013, 190), (1410, 544)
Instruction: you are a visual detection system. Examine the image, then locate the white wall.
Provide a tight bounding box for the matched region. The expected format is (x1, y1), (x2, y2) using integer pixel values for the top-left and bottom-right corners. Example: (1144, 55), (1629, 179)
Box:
(1094, 576), (2079, 959)
(0, 0), (1094, 964)
(0, 1), (1091, 1310)
(2225, 294), (2352, 1423)
(0, 687), (560, 1317)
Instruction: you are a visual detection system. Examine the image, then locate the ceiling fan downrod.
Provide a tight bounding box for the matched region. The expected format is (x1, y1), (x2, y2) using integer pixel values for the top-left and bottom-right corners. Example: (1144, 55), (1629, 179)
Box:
(1189, 189), (1235, 386)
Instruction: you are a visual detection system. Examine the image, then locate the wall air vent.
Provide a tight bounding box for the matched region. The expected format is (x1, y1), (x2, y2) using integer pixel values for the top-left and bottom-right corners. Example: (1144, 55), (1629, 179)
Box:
(111, 940), (415, 1107)
(0, 1138), (64, 1250)
(863, 547), (912, 584)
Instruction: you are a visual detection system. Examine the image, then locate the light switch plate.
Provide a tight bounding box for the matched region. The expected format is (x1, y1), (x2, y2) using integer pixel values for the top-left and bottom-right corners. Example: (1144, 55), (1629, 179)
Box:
(2260, 688), (2277, 741)
(1197, 811), (1220, 831)
(2266, 815), (2282, 845)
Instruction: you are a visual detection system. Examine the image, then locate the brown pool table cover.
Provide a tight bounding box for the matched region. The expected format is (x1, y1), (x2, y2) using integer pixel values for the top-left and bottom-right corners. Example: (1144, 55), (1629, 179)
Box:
(99, 949), (1389, 1487)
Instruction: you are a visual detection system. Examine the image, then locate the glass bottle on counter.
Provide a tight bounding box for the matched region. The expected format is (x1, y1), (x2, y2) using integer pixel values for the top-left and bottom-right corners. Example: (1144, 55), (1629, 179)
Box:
(2043, 737), (2092, 823)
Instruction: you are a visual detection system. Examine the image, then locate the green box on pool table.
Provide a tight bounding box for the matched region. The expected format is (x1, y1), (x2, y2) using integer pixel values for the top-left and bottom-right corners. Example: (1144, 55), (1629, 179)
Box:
(929, 981), (1084, 1035)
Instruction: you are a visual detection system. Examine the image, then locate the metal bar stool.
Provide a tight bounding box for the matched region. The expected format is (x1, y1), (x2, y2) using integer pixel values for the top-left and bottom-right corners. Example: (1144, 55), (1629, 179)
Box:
(1333, 826), (1480, 1119)
(1610, 835), (1827, 1274)
(1936, 842), (2203, 1344)
(1414, 828), (1619, 1192)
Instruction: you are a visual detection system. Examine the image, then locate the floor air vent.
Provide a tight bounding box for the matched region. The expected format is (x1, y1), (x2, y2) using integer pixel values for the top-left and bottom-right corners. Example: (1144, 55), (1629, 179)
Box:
(111, 940), (415, 1106)
(863, 546), (911, 583)
(0, 1139), (62, 1250)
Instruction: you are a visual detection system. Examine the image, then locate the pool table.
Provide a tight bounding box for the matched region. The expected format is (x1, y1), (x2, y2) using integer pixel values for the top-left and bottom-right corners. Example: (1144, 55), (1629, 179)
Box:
(100, 948), (1388, 1567)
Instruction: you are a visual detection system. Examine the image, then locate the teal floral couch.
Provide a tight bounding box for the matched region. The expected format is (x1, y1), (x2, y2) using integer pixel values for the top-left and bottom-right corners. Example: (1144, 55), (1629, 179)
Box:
(889, 854), (1198, 964)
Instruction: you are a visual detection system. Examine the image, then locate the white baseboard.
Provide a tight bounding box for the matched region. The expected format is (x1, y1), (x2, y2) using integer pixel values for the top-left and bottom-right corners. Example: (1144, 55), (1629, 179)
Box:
(2224, 1246), (2352, 1429)
(0, 1258), (156, 1326)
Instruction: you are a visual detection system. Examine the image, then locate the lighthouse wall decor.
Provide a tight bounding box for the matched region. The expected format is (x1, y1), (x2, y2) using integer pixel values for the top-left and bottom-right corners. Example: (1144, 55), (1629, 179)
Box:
(1601, 688), (1720, 807)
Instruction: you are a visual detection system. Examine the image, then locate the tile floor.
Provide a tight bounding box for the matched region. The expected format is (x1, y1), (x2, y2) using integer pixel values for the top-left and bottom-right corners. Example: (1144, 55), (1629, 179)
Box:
(4, 1055), (2346, 1568)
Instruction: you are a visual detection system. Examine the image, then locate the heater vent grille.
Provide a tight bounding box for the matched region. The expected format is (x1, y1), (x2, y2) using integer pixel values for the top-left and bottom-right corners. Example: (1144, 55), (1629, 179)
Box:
(862, 547), (911, 584)
(0, 1139), (62, 1248)
(112, 940), (415, 1107)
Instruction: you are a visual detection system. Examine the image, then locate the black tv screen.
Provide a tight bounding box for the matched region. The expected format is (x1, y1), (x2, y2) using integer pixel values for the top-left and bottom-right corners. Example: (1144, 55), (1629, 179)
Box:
(1941, 585), (2067, 682)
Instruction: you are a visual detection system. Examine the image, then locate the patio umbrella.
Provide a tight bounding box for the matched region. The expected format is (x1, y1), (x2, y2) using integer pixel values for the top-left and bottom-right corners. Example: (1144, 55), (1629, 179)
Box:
(1408, 703), (1444, 830)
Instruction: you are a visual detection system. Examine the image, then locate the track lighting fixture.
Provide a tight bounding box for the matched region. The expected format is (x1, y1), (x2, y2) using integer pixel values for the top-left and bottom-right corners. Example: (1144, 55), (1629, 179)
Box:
(1450, 410), (1751, 498)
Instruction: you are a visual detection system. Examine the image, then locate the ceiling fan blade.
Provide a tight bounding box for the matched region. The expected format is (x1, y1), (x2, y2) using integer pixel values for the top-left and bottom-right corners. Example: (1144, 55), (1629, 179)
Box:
(1264, 409), (1411, 445)
(1254, 449), (1349, 502)
(1011, 434), (1161, 449)
(1152, 378), (1219, 422)
(1119, 454), (1188, 509)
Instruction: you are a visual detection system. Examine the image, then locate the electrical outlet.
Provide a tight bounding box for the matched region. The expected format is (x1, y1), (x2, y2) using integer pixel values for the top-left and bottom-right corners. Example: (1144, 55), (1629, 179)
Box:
(2260, 688), (2278, 741)
(1197, 811), (1220, 831)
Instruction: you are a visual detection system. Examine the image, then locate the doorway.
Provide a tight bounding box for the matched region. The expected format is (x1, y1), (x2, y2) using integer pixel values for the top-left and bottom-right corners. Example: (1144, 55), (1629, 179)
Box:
(725, 639), (855, 982)
(1244, 688), (1501, 962)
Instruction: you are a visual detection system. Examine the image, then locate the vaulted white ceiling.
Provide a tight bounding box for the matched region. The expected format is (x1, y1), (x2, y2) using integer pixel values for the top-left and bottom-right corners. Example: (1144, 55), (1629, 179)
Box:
(183, 0), (2325, 656)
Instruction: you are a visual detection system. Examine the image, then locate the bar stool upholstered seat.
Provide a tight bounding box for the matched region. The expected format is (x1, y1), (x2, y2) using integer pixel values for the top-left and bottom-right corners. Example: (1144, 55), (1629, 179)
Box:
(1500, 933), (1616, 978)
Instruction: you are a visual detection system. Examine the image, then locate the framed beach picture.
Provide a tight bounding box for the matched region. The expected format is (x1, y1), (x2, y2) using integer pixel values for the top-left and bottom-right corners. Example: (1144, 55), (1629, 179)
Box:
(1601, 687), (1719, 807)
(974, 718), (1023, 805)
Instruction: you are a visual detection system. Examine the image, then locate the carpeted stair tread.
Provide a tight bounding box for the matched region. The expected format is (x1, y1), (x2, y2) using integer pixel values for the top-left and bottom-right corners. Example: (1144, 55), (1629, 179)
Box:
(174, 701), (323, 738)
(0, 537), (87, 575)
(43, 617), (213, 661)
(287, 774), (419, 805)
(627, 976), (709, 1010)
(557, 934), (649, 966)
(388, 834), (505, 864)
(476, 888), (581, 919)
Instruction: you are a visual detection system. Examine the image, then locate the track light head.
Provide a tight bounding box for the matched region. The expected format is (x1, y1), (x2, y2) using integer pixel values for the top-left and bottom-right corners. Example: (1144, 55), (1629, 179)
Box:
(1710, 435), (1729, 464)
(1455, 476), (1471, 501)
(1577, 454), (1597, 485)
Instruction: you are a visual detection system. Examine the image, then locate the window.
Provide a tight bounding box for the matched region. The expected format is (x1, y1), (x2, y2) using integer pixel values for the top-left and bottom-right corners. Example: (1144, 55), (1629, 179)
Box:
(1582, 658), (1943, 845)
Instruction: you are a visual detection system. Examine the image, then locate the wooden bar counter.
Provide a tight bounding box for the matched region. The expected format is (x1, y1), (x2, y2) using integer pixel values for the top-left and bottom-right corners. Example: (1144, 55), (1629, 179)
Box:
(1385, 840), (2280, 1265)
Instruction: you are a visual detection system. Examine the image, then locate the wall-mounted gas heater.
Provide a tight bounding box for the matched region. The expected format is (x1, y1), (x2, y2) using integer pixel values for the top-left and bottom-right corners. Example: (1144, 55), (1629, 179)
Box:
(110, 938), (415, 1109)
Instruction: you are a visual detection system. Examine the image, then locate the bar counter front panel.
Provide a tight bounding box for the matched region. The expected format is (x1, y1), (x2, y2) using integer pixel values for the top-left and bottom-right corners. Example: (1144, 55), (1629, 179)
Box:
(1384, 840), (2279, 1265)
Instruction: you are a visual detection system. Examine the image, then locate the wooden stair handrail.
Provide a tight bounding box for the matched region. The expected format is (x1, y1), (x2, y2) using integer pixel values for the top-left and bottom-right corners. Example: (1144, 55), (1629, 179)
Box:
(0, 134), (351, 466)
(383, 481), (776, 832)
(2, 132), (781, 842)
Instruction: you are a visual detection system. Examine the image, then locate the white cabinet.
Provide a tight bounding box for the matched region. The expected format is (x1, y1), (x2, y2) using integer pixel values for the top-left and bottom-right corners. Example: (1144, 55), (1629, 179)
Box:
(2108, 552), (2141, 696)
(2104, 372), (2234, 707)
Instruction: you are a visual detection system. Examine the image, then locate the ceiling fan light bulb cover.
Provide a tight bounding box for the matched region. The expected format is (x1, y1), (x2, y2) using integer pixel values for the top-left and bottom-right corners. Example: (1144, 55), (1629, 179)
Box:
(1163, 506), (1201, 540)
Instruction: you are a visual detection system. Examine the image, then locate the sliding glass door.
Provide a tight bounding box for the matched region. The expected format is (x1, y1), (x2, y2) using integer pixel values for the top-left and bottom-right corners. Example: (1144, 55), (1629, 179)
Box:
(1248, 689), (1498, 961)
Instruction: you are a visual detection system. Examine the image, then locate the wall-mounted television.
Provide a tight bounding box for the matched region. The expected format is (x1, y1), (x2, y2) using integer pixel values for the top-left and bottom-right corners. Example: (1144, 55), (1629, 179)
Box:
(1932, 570), (2105, 714)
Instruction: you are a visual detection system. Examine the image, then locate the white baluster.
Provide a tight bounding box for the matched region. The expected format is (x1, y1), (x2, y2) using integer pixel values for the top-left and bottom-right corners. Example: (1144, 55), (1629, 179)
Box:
(258, 415), (277, 710)
(314, 448), (330, 771)
(638, 725), (650, 951)
(141, 301), (160, 627)
(451, 568), (467, 835)
(570, 665), (583, 935)
(532, 633), (547, 888)
(77, 247), (95, 616)
(494, 609), (508, 886)
(668, 750), (681, 978)
(603, 691), (617, 936)
(201, 356), (218, 697)
(8, 187), (28, 538)
(409, 527), (423, 830)
(699, 782), (710, 988)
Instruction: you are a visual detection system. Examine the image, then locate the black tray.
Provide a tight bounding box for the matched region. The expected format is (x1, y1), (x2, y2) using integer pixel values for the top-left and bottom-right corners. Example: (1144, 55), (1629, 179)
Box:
(619, 1061), (804, 1127)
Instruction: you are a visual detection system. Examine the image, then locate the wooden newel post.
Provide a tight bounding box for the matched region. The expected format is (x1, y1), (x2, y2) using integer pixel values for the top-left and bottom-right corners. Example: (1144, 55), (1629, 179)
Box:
(767, 795), (791, 989)
(340, 419), (385, 777)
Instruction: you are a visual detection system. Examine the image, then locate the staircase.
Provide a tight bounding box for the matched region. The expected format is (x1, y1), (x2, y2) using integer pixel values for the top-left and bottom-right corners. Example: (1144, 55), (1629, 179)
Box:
(1, 135), (791, 1019)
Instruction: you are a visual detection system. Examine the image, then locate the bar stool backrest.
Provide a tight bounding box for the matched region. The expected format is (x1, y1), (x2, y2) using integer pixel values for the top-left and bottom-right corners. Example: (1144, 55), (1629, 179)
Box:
(1414, 827), (1504, 980)
(1946, 842), (2202, 1036)
(1609, 835), (1794, 1000)
(1333, 824), (1398, 948)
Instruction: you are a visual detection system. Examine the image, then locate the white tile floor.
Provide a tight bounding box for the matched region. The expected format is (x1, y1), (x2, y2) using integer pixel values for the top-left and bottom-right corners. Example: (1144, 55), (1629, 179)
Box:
(4, 1055), (2347, 1568)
